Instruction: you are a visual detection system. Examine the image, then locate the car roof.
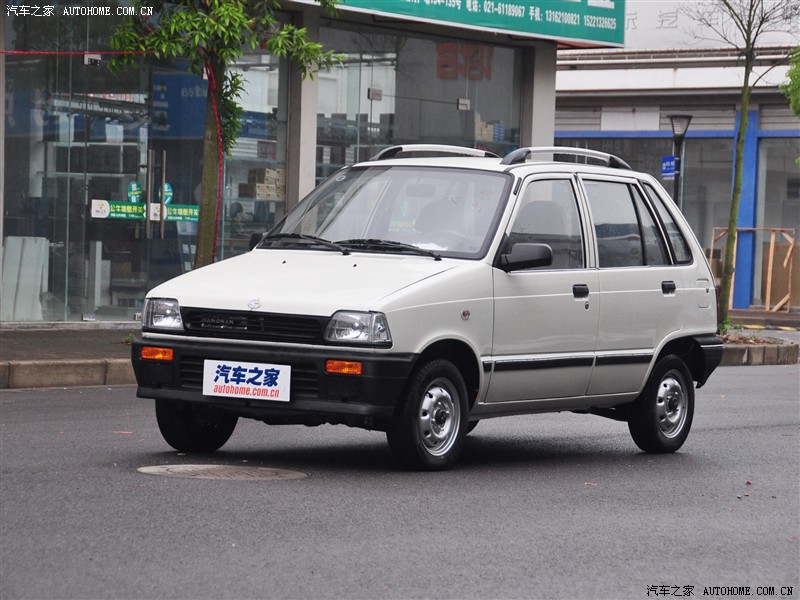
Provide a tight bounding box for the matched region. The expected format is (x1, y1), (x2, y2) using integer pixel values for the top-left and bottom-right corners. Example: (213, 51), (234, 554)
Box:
(350, 145), (642, 177)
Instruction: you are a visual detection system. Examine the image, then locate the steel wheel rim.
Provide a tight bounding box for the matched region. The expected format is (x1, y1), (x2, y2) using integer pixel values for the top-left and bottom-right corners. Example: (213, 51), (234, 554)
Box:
(417, 378), (460, 456)
(655, 373), (687, 438)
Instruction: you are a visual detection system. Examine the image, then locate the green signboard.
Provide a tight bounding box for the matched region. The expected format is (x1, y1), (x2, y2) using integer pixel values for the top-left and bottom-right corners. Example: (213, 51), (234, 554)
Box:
(92, 199), (145, 220)
(158, 182), (174, 205)
(91, 200), (199, 223)
(155, 204), (199, 222)
(127, 181), (142, 203)
(334, 0), (624, 46)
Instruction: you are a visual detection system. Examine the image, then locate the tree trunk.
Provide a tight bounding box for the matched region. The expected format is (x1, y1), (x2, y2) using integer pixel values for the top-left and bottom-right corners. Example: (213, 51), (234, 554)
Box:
(194, 58), (225, 269)
(717, 54), (753, 329)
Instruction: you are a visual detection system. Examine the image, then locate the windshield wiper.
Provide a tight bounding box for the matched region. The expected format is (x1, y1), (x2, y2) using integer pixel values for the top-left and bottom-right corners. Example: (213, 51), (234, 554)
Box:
(261, 233), (350, 255)
(337, 238), (442, 261)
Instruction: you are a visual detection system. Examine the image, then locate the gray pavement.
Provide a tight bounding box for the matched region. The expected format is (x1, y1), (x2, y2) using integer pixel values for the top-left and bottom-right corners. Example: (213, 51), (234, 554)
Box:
(0, 316), (798, 390)
(0, 326), (140, 361)
(2, 367), (799, 599)
(0, 323), (140, 389)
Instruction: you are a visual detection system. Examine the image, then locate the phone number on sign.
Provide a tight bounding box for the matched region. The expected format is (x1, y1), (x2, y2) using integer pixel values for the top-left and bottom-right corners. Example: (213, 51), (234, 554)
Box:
(482, 2), (525, 18)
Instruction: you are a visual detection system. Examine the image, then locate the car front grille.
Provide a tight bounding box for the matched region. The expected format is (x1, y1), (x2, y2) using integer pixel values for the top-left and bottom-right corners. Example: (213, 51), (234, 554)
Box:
(181, 308), (326, 344)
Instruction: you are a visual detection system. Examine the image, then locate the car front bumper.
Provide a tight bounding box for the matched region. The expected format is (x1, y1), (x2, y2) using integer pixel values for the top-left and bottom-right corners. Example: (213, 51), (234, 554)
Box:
(132, 338), (416, 429)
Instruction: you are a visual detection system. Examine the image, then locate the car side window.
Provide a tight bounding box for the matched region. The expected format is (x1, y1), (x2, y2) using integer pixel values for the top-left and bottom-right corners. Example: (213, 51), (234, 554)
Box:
(642, 182), (692, 264)
(509, 179), (584, 269)
(632, 187), (670, 266)
(584, 180), (644, 268)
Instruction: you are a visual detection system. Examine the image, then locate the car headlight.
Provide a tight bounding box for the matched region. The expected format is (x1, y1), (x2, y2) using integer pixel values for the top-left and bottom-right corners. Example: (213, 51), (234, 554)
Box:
(143, 298), (184, 330)
(324, 311), (391, 345)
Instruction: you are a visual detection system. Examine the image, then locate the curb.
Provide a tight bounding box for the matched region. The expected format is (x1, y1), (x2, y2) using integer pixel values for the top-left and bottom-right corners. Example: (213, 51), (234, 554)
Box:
(720, 342), (799, 367)
(0, 359), (135, 389)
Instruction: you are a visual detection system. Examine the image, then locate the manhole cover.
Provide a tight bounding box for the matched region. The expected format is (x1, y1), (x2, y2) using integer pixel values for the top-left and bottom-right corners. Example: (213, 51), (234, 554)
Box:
(137, 464), (307, 481)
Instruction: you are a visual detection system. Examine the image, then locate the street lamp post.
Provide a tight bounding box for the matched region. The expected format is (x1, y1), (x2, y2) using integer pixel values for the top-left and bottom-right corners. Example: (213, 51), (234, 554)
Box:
(669, 114), (692, 211)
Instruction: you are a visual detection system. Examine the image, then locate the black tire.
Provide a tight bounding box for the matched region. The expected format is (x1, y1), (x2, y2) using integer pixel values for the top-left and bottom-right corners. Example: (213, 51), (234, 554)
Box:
(386, 359), (468, 471)
(155, 400), (238, 453)
(628, 355), (694, 453)
(466, 420), (480, 434)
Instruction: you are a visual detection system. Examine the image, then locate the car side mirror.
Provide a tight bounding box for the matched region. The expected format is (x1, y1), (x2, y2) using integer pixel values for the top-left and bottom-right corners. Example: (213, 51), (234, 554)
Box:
(249, 232), (265, 251)
(498, 243), (552, 272)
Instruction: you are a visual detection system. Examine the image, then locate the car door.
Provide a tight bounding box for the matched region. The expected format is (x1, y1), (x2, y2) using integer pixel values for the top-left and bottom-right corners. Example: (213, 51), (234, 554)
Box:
(580, 176), (684, 396)
(487, 176), (599, 403)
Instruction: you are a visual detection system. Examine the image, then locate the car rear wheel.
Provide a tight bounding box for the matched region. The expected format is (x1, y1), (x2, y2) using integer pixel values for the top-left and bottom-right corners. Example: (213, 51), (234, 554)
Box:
(387, 359), (468, 470)
(155, 400), (238, 452)
(628, 355), (694, 453)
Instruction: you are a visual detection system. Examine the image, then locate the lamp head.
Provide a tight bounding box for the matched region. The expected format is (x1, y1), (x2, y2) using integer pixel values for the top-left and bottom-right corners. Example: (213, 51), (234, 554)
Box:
(669, 114), (693, 141)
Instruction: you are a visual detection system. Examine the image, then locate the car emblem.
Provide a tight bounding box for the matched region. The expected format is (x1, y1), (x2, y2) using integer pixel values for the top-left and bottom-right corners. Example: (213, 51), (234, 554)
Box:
(247, 298), (262, 310)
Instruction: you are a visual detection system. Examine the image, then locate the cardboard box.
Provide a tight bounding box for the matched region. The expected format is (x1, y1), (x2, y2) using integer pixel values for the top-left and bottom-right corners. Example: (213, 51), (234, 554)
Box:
(240, 182), (273, 199)
(238, 183), (255, 198)
(249, 168), (278, 184)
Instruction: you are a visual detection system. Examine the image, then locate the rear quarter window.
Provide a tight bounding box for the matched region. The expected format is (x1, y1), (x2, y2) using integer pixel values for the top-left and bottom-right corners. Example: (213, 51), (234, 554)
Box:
(641, 182), (692, 264)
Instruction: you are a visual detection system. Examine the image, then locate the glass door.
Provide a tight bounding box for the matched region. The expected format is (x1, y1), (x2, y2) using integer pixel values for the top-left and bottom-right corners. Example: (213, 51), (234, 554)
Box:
(43, 63), (206, 321)
(2, 52), (207, 322)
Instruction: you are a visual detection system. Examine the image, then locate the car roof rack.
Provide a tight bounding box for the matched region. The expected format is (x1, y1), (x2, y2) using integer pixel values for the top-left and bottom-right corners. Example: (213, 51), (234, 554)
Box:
(501, 146), (632, 170)
(368, 144), (500, 161)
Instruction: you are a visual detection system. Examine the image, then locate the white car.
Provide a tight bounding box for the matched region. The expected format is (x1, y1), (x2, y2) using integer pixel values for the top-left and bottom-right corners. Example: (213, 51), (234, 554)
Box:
(132, 145), (723, 470)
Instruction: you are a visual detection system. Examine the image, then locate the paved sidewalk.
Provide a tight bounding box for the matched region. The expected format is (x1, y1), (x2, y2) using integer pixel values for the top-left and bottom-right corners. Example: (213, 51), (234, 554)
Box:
(1, 324), (140, 389)
(729, 309), (800, 331)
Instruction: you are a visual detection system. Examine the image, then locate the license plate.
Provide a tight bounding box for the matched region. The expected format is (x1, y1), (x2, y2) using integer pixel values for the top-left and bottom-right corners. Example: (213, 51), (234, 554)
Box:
(202, 359), (291, 402)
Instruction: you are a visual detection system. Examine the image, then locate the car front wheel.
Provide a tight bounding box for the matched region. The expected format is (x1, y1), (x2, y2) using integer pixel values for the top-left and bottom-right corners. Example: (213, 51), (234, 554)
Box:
(155, 400), (238, 453)
(627, 355), (694, 453)
(387, 359), (468, 470)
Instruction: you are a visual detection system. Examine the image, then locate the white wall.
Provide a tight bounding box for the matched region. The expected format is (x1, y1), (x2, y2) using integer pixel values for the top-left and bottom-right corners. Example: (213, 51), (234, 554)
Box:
(622, 0), (798, 50)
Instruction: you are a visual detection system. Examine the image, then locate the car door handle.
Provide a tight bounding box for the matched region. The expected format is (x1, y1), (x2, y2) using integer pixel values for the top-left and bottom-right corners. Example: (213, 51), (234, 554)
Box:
(662, 280), (677, 295)
(573, 284), (590, 298)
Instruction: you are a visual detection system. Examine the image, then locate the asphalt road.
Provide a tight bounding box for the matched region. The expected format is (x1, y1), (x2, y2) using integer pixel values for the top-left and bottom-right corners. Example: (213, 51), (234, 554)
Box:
(1, 364), (798, 600)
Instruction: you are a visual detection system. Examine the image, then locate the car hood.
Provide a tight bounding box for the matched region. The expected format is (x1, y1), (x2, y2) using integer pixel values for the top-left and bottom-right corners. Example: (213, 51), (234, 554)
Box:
(147, 249), (457, 315)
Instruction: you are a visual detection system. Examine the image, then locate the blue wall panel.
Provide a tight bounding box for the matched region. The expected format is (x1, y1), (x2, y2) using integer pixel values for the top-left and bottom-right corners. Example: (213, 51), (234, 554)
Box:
(732, 110), (760, 309)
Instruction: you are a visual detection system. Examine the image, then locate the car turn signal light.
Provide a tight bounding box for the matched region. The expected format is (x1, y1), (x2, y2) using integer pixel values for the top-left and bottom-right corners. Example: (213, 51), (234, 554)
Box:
(140, 346), (174, 362)
(326, 360), (363, 376)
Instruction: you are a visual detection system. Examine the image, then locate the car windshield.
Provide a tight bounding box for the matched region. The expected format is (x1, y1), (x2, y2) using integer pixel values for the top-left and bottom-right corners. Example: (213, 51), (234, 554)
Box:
(265, 166), (511, 259)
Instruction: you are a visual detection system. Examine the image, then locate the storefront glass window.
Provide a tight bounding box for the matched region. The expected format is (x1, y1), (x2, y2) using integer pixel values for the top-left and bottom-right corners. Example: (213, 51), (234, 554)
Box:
(2, 9), (293, 322)
(558, 138), (672, 177)
(219, 54), (288, 260)
(752, 138), (800, 308)
(2, 12), (205, 321)
(558, 136), (734, 253)
(317, 24), (522, 183)
(681, 138), (734, 253)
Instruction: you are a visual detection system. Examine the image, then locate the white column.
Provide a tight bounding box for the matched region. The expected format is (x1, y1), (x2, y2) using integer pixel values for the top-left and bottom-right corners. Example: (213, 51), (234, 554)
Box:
(520, 41), (557, 148)
(285, 8), (320, 213)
